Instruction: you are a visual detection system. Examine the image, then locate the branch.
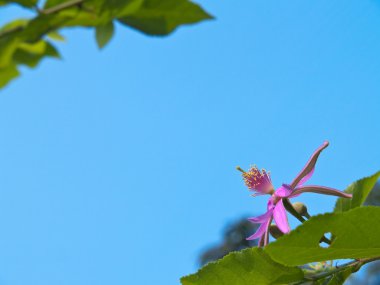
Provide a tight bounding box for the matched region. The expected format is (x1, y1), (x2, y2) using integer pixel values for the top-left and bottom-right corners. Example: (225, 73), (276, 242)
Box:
(41, 0), (85, 15)
(293, 257), (380, 284)
(0, 0), (86, 38)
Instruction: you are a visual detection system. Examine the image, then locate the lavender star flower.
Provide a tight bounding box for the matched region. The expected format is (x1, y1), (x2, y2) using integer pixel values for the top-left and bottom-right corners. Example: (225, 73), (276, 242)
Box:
(241, 141), (352, 246)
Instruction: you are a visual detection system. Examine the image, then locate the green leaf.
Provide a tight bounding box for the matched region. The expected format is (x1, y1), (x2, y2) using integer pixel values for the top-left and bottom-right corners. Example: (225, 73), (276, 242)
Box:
(0, 64), (19, 89)
(0, 0), (37, 8)
(265, 207), (380, 266)
(0, 20), (29, 68)
(14, 41), (60, 68)
(100, 0), (143, 18)
(180, 248), (304, 285)
(43, 0), (141, 25)
(0, 19), (28, 33)
(334, 171), (380, 213)
(0, 0), (213, 89)
(47, 31), (65, 41)
(95, 22), (115, 49)
(0, 35), (21, 68)
(119, 0), (214, 36)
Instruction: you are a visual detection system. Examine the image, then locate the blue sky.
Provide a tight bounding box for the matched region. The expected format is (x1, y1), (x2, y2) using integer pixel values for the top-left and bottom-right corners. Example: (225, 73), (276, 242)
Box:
(0, 1), (380, 284)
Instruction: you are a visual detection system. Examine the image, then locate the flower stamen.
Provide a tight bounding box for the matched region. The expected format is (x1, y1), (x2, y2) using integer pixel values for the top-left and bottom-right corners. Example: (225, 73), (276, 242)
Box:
(242, 165), (274, 195)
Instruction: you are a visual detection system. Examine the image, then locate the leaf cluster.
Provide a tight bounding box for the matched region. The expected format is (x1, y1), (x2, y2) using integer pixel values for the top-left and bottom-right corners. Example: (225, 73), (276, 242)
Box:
(182, 171), (380, 285)
(0, 0), (213, 88)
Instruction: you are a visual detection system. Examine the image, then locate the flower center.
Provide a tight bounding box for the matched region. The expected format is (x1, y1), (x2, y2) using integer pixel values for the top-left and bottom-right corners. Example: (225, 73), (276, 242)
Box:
(242, 166), (274, 194)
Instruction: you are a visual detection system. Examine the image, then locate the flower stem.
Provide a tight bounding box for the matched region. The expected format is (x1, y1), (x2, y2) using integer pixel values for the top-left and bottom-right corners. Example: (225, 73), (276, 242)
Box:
(283, 199), (306, 223)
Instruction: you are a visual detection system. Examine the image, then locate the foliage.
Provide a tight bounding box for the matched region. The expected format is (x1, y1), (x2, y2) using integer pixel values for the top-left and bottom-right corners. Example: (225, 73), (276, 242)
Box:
(266, 207), (380, 265)
(182, 248), (304, 285)
(334, 171), (380, 213)
(0, 0), (213, 88)
(183, 171), (380, 285)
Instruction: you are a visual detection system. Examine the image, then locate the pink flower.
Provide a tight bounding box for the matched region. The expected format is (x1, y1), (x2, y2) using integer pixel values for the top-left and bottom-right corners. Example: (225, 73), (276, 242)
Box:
(243, 141), (352, 246)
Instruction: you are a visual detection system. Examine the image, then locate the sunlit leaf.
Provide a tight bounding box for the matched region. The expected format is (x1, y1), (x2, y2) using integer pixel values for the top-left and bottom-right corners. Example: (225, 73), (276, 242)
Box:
(14, 40), (60, 67)
(0, 35), (21, 68)
(47, 31), (65, 41)
(265, 207), (380, 266)
(0, 64), (19, 88)
(181, 248), (303, 285)
(334, 171), (380, 213)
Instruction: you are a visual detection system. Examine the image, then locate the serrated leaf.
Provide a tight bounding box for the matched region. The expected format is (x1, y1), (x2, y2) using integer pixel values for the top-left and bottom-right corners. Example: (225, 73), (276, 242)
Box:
(119, 0), (214, 36)
(334, 171), (380, 213)
(180, 247), (304, 285)
(265, 207), (380, 266)
(95, 22), (115, 49)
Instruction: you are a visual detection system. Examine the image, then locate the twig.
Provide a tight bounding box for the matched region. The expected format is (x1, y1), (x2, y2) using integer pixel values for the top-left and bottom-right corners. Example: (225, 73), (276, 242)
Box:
(41, 0), (85, 15)
(293, 257), (380, 284)
(0, 0), (86, 38)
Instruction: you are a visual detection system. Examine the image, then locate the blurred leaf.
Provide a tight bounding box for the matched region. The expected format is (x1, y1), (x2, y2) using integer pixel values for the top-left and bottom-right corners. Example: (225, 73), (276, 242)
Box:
(0, 64), (19, 88)
(334, 171), (380, 213)
(0, 35), (21, 68)
(47, 31), (65, 41)
(265, 207), (380, 266)
(0, 0), (213, 88)
(0, 0), (37, 8)
(119, 0), (214, 36)
(0, 20), (29, 68)
(95, 21), (114, 49)
(181, 248), (304, 285)
(0, 19), (28, 32)
(100, 0), (143, 18)
(44, 0), (65, 8)
(44, 0), (141, 23)
(14, 40), (60, 67)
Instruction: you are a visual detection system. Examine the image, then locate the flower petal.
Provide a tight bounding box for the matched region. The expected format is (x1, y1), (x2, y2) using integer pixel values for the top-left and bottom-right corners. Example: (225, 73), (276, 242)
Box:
(297, 167), (315, 187)
(248, 209), (273, 223)
(262, 218), (272, 246)
(291, 185), (352, 198)
(275, 184), (294, 198)
(290, 141), (329, 188)
(246, 221), (268, 240)
(273, 199), (290, 233)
